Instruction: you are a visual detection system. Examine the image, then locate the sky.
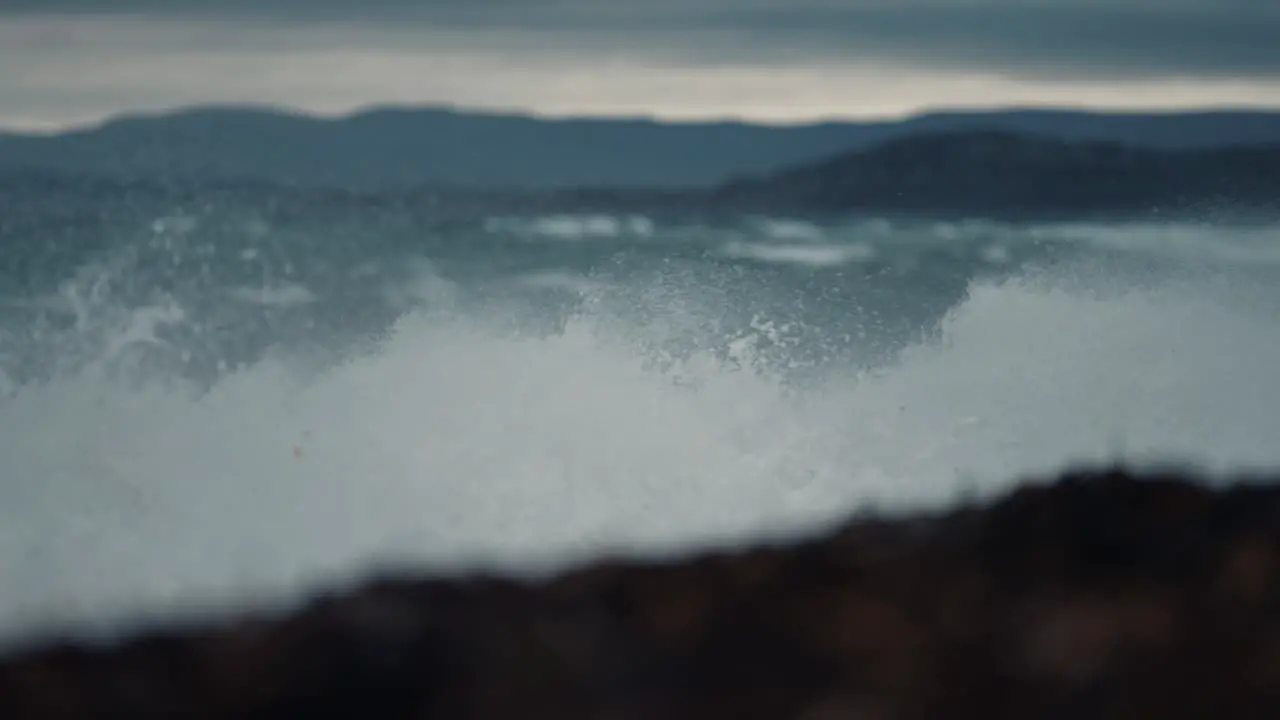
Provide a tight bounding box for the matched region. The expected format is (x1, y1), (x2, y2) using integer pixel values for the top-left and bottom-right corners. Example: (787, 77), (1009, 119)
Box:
(2, 0), (1280, 130)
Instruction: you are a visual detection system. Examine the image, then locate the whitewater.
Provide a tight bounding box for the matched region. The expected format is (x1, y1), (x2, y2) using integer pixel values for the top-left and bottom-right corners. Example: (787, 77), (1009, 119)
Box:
(1, 197), (1279, 647)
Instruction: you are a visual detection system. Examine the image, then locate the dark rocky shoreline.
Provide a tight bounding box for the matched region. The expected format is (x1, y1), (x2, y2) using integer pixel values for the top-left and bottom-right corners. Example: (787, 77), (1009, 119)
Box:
(3, 466), (1280, 718)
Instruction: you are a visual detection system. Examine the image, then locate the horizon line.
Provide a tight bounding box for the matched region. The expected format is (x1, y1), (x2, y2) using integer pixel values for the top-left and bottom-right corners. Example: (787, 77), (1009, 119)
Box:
(6, 100), (1280, 137)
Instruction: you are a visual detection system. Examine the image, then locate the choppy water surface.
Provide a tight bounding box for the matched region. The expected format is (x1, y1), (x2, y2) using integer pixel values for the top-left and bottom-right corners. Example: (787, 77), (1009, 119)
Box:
(2, 185), (1278, 644)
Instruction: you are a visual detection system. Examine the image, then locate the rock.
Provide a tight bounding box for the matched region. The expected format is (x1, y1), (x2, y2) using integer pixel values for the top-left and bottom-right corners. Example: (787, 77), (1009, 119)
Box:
(3, 466), (1280, 718)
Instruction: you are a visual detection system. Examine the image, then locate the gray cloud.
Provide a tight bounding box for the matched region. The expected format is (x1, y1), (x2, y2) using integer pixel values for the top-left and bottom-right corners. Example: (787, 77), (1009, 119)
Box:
(3, 1), (1279, 129)
(1, 1), (1278, 80)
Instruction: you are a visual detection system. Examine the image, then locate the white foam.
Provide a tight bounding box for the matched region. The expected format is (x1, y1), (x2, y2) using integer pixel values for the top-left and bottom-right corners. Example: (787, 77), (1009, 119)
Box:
(754, 218), (826, 242)
(980, 244), (1012, 264)
(0, 259), (1278, 646)
(1030, 222), (1280, 267)
(514, 270), (606, 294)
(229, 283), (317, 308)
(485, 214), (653, 241)
(719, 240), (876, 267)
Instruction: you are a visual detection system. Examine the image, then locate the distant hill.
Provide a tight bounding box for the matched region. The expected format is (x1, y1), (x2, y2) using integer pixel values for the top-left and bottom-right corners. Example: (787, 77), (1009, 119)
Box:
(711, 130), (1280, 217)
(1, 105), (1279, 189)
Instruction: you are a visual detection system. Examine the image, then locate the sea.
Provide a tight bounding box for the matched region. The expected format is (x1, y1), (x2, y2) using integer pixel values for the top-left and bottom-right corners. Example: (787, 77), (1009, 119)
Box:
(1, 182), (1279, 646)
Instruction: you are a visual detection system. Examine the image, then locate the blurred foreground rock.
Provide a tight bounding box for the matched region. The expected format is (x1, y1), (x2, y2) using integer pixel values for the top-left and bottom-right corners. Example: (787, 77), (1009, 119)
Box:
(4, 467), (1280, 718)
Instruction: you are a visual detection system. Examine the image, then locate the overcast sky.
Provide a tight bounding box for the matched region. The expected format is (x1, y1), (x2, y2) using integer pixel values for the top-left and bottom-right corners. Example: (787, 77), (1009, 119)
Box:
(3, 0), (1279, 130)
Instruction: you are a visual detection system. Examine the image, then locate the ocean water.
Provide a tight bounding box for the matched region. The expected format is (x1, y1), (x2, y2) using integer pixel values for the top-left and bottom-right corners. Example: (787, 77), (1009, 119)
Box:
(1, 185), (1279, 646)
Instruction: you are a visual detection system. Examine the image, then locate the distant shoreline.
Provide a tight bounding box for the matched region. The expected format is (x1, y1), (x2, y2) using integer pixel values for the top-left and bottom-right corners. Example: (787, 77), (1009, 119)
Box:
(9, 101), (1280, 136)
(3, 104), (1278, 222)
(3, 105), (1279, 194)
(4, 171), (1276, 226)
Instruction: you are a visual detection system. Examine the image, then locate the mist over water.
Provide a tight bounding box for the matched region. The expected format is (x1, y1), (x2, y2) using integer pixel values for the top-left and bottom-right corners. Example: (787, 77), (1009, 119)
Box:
(1, 193), (1279, 646)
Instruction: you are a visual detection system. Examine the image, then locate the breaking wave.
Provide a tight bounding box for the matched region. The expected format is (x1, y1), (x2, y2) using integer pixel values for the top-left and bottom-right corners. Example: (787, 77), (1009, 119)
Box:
(0, 216), (1277, 647)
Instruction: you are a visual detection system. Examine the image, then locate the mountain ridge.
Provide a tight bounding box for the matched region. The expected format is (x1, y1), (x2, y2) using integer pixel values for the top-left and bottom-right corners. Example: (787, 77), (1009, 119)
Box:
(712, 129), (1280, 217)
(3, 104), (1280, 189)
(5, 128), (1279, 220)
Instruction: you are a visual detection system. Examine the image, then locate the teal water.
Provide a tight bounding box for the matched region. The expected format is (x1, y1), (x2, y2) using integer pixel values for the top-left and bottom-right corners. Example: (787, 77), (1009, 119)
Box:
(1, 183), (1279, 645)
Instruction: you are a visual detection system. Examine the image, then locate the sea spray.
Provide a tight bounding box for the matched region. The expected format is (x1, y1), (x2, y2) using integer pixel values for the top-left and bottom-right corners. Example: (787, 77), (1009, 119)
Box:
(0, 209), (1277, 646)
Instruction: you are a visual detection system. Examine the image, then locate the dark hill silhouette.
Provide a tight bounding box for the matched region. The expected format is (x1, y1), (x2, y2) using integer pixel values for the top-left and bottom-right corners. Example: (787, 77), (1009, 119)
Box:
(1, 105), (1279, 189)
(712, 130), (1280, 216)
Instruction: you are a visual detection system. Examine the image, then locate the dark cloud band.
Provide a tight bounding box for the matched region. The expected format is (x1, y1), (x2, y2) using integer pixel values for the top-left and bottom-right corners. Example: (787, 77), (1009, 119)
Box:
(1, 1), (1277, 79)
